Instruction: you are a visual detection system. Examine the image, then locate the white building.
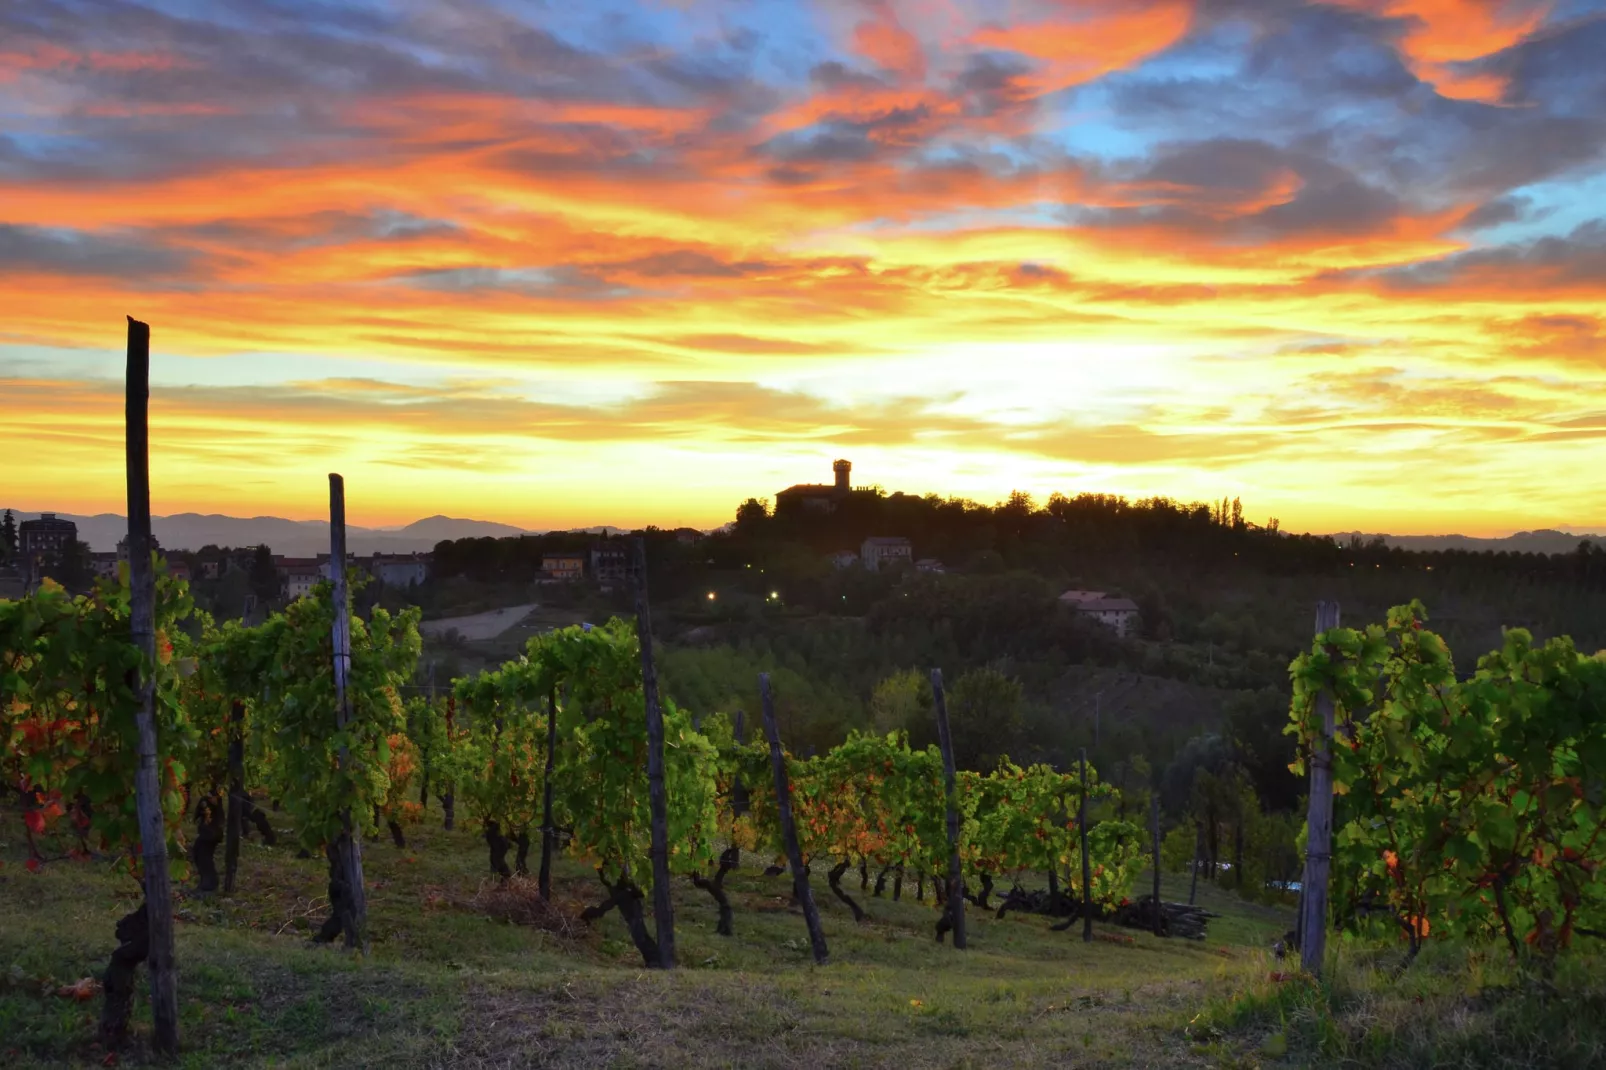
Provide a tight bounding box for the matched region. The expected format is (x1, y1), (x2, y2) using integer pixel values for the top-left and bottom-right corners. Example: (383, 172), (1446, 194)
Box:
(1062, 591), (1140, 638)
(369, 553), (429, 587)
(861, 536), (913, 571)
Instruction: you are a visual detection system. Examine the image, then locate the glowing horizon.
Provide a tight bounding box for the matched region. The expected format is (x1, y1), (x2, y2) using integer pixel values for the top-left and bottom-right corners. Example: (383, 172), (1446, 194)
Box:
(3, 0), (1605, 539)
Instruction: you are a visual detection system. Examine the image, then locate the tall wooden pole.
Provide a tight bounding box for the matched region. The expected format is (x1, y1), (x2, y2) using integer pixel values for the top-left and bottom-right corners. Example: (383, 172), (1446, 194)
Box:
(538, 685), (559, 901)
(1300, 601), (1342, 977)
(125, 315), (179, 1053)
(1150, 793), (1163, 937)
(632, 536), (676, 969)
(1189, 823), (1202, 906)
(329, 474), (368, 951)
(224, 700), (245, 893)
(930, 669), (967, 949)
(760, 674), (828, 965)
(1078, 748), (1093, 942)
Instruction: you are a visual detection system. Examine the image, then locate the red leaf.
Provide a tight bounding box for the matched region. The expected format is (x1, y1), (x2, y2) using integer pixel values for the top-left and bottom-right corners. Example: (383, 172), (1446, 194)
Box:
(25, 857), (41, 874)
(23, 810), (45, 835)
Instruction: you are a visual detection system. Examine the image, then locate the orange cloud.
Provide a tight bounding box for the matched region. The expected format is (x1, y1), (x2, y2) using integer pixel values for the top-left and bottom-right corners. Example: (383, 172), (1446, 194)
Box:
(1329, 0), (1552, 102)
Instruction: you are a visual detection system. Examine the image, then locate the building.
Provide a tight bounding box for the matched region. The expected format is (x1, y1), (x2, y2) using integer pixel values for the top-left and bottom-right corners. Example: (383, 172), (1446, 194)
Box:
(775, 459), (857, 514)
(543, 553), (586, 582)
(199, 559), (221, 580)
(914, 558), (947, 574)
(20, 513), (77, 584)
(861, 536), (913, 571)
(91, 552), (120, 579)
(167, 560), (192, 584)
(277, 556), (321, 600)
(368, 552), (429, 588)
(828, 550), (860, 570)
(591, 542), (629, 586)
(1064, 593), (1140, 638)
(671, 527), (704, 546)
(1058, 589), (1107, 605)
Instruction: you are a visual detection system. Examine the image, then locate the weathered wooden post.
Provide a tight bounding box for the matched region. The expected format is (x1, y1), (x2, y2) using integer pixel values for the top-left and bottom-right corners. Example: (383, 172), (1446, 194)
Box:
(224, 700), (246, 893)
(1189, 823), (1202, 906)
(632, 536), (676, 969)
(1300, 601), (1342, 977)
(117, 315), (180, 1053)
(1150, 794), (1163, 937)
(329, 474), (368, 951)
(930, 669), (967, 949)
(538, 685), (559, 901)
(760, 674), (828, 964)
(1079, 748), (1093, 942)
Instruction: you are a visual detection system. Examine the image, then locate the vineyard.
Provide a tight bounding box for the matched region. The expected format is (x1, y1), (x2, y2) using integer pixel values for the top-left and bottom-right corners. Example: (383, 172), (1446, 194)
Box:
(2, 327), (1604, 1067)
(5, 564), (1606, 1066)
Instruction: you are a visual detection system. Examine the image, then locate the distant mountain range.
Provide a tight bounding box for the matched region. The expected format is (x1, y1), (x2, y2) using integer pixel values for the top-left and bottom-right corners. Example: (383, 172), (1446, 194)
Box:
(2, 508), (1595, 557)
(0, 510), (614, 556)
(1327, 530), (1603, 555)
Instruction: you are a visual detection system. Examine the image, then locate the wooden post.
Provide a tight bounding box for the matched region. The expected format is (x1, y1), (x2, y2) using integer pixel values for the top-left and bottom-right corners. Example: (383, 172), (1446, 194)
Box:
(329, 474), (368, 951)
(1300, 600), (1342, 977)
(1189, 823), (1202, 906)
(1079, 748), (1093, 943)
(538, 685), (559, 901)
(632, 536), (676, 969)
(760, 674), (828, 965)
(1150, 793), (1163, 937)
(124, 315), (179, 1054)
(224, 700), (245, 893)
(930, 669), (967, 950)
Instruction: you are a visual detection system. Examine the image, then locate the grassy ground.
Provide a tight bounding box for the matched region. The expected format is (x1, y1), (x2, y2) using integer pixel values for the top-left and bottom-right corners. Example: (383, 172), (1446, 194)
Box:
(4, 805), (1597, 1069)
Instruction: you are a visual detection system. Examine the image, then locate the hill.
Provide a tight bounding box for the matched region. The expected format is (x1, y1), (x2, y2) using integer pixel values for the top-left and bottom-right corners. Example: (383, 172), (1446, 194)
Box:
(1327, 528), (1605, 554)
(0, 510), (539, 555)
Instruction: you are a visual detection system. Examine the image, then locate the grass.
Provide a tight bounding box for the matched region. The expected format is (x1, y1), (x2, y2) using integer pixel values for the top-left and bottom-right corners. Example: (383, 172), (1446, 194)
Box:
(4, 804), (1591, 1069)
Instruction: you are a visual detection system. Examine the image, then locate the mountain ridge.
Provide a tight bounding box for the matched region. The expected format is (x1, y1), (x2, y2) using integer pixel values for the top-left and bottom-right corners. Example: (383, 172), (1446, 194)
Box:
(3, 509), (1597, 557)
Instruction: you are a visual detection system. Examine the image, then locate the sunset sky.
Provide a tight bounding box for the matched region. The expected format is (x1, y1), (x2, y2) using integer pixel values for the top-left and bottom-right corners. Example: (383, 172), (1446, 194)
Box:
(3, 0), (1604, 536)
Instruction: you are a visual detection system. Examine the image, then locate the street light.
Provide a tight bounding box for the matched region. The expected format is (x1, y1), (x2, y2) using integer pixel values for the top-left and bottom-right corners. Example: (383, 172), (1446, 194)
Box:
(707, 591), (716, 601)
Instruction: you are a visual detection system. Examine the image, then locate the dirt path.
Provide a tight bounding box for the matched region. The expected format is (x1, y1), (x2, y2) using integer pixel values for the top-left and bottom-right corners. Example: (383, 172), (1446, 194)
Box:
(419, 604), (539, 641)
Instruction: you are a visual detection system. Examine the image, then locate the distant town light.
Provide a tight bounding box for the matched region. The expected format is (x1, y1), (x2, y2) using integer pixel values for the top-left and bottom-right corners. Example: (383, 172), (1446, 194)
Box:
(707, 591), (716, 600)
(770, 591), (779, 599)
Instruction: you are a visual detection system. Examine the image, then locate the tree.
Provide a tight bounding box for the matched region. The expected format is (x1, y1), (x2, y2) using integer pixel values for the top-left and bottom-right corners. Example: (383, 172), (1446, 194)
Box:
(869, 668), (932, 736)
(945, 667), (1023, 772)
(0, 509), (15, 562)
(249, 545), (279, 607)
(734, 498), (769, 536)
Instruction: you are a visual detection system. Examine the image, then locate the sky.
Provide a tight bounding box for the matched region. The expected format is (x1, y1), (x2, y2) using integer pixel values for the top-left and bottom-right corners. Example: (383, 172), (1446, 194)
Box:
(2, 0), (1604, 536)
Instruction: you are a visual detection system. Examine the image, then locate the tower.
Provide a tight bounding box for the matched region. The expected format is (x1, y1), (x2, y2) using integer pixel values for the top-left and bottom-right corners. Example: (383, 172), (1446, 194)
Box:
(833, 459), (851, 496)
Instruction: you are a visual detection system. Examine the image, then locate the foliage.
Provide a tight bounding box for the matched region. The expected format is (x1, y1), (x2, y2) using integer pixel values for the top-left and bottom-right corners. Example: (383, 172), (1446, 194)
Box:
(0, 572), (197, 878)
(250, 580), (421, 852)
(1287, 601), (1606, 965)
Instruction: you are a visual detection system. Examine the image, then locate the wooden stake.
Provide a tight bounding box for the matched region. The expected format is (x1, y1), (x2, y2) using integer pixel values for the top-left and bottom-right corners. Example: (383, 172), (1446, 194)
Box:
(930, 669), (967, 949)
(124, 315), (179, 1054)
(633, 536), (676, 969)
(1189, 823), (1201, 906)
(1079, 748), (1093, 942)
(329, 474), (368, 951)
(224, 700), (245, 894)
(760, 674), (828, 965)
(538, 685), (558, 901)
(1300, 600), (1342, 977)
(1150, 793), (1163, 937)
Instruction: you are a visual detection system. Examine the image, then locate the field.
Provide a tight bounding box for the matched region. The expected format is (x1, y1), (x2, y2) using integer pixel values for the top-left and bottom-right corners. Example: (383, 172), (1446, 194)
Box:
(5, 803), (1603, 1070)
(2, 798), (1294, 1070)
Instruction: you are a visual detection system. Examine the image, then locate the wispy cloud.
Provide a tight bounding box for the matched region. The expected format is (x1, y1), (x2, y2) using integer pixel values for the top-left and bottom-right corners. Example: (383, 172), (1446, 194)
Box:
(1, 0), (1603, 534)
